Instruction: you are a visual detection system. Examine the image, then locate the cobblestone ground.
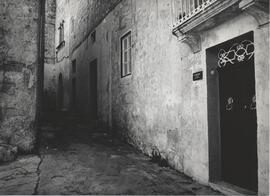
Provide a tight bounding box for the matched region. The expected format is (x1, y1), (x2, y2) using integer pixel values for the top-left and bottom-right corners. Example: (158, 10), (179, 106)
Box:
(0, 123), (222, 195)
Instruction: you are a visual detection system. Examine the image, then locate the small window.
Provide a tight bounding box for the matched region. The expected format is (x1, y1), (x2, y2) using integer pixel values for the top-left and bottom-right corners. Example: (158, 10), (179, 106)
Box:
(72, 59), (76, 73)
(121, 31), (132, 77)
(59, 21), (65, 44)
(57, 20), (65, 50)
(90, 30), (96, 43)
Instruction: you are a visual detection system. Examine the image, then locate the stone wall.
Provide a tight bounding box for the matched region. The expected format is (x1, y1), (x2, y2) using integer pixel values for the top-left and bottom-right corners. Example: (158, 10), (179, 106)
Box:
(202, 13), (269, 195)
(54, 0), (71, 111)
(53, 0), (122, 113)
(0, 0), (40, 152)
(55, 0), (269, 194)
(69, 0), (122, 53)
(73, 0), (206, 181)
(44, 0), (57, 113)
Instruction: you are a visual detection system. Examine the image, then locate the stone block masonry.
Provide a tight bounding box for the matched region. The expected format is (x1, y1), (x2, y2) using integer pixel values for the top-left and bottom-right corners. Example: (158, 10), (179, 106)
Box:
(44, 0), (57, 113)
(0, 0), (40, 153)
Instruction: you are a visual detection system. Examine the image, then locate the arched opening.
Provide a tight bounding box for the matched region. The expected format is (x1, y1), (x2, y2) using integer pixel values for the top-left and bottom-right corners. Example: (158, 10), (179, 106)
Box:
(57, 73), (64, 111)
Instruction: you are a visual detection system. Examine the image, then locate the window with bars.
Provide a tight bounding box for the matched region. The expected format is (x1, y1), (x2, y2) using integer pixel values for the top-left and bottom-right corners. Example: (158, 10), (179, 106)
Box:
(57, 20), (65, 50)
(121, 31), (132, 78)
(59, 21), (64, 44)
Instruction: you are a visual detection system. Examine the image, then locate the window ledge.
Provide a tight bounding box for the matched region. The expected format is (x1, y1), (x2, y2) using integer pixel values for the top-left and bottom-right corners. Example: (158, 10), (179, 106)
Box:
(56, 41), (65, 52)
(121, 73), (132, 78)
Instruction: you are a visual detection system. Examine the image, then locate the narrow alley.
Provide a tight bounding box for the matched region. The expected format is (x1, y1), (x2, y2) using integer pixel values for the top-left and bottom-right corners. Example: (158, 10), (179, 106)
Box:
(0, 0), (269, 195)
(0, 120), (220, 195)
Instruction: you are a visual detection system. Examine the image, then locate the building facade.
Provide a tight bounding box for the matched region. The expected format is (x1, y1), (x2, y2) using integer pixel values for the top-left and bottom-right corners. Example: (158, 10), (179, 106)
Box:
(52, 0), (269, 195)
(44, 0), (57, 113)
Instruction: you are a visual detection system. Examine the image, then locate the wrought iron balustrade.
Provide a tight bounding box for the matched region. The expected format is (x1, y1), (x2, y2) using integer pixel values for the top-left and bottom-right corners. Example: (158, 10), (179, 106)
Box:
(172, 0), (269, 53)
(173, 0), (218, 27)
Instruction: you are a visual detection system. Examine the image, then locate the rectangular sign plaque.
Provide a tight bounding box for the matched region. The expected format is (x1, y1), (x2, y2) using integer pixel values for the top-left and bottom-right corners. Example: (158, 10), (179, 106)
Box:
(193, 71), (203, 81)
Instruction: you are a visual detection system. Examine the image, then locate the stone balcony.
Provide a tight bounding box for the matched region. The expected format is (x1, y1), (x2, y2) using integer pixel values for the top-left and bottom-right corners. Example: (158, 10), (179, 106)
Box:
(172, 0), (269, 53)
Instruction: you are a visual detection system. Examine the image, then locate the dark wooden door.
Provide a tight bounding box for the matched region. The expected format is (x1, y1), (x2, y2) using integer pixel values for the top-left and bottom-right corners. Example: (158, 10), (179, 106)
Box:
(217, 32), (257, 191)
(89, 59), (97, 120)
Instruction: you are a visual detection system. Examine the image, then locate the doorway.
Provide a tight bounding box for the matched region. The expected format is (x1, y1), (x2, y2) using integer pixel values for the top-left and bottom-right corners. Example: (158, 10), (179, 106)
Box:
(71, 77), (76, 111)
(207, 31), (257, 192)
(89, 59), (97, 120)
(57, 73), (64, 111)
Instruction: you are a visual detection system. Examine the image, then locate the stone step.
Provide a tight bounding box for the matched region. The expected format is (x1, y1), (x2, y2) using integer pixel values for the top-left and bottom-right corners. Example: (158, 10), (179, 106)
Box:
(0, 143), (18, 163)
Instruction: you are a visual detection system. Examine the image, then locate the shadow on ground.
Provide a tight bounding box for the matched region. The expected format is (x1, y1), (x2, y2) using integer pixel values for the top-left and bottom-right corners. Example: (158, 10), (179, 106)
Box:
(37, 122), (221, 195)
(0, 119), (222, 195)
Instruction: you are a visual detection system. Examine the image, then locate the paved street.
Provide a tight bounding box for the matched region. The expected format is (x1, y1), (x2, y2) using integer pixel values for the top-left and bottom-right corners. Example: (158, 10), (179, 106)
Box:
(0, 124), (221, 195)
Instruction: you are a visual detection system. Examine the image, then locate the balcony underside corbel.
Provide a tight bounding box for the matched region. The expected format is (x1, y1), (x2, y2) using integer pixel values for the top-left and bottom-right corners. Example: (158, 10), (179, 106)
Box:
(173, 30), (201, 53)
(172, 0), (241, 53)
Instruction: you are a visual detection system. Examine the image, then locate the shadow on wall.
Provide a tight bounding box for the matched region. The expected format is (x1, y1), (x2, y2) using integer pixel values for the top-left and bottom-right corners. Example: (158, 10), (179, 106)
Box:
(42, 73), (64, 124)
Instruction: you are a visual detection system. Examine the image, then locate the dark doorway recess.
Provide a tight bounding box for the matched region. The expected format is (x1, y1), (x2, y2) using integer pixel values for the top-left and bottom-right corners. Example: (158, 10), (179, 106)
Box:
(72, 77), (76, 111)
(89, 59), (97, 120)
(57, 73), (64, 111)
(207, 31), (257, 192)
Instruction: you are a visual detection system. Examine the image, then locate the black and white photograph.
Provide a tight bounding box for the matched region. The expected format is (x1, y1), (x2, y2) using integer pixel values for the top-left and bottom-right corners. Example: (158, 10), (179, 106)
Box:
(0, 0), (269, 195)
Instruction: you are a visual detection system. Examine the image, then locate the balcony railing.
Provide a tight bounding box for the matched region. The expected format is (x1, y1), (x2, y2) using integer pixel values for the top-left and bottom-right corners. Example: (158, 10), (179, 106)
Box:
(173, 0), (218, 28)
(172, 0), (269, 53)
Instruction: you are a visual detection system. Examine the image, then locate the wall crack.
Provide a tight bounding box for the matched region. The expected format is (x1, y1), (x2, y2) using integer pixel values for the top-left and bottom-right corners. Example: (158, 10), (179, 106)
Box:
(33, 154), (43, 195)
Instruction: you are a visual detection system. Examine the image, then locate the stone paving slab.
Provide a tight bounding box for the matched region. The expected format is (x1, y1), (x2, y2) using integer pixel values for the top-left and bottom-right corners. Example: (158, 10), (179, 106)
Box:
(0, 155), (40, 195)
(0, 125), (222, 195)
(36, 126), (222, 195)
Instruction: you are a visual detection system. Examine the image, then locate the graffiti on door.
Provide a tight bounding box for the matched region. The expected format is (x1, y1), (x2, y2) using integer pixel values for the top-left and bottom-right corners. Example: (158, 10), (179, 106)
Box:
(218, 40), (254, 68)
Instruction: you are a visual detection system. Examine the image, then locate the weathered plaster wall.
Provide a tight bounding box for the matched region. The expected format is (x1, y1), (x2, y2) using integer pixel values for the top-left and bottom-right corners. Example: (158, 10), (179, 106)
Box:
(72, 0), (203, 180)
(0, 0), (39, 152)
(53, 0), (71, 111)
(96, 0), (208, 183)
(201, 13), (269, 195)
(44, 0), (57, 112)
(68, 0), (122, 54)
(254, 22), (269, 196)
(53, 0), (122, 113)
(56, 0), (269, 194)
